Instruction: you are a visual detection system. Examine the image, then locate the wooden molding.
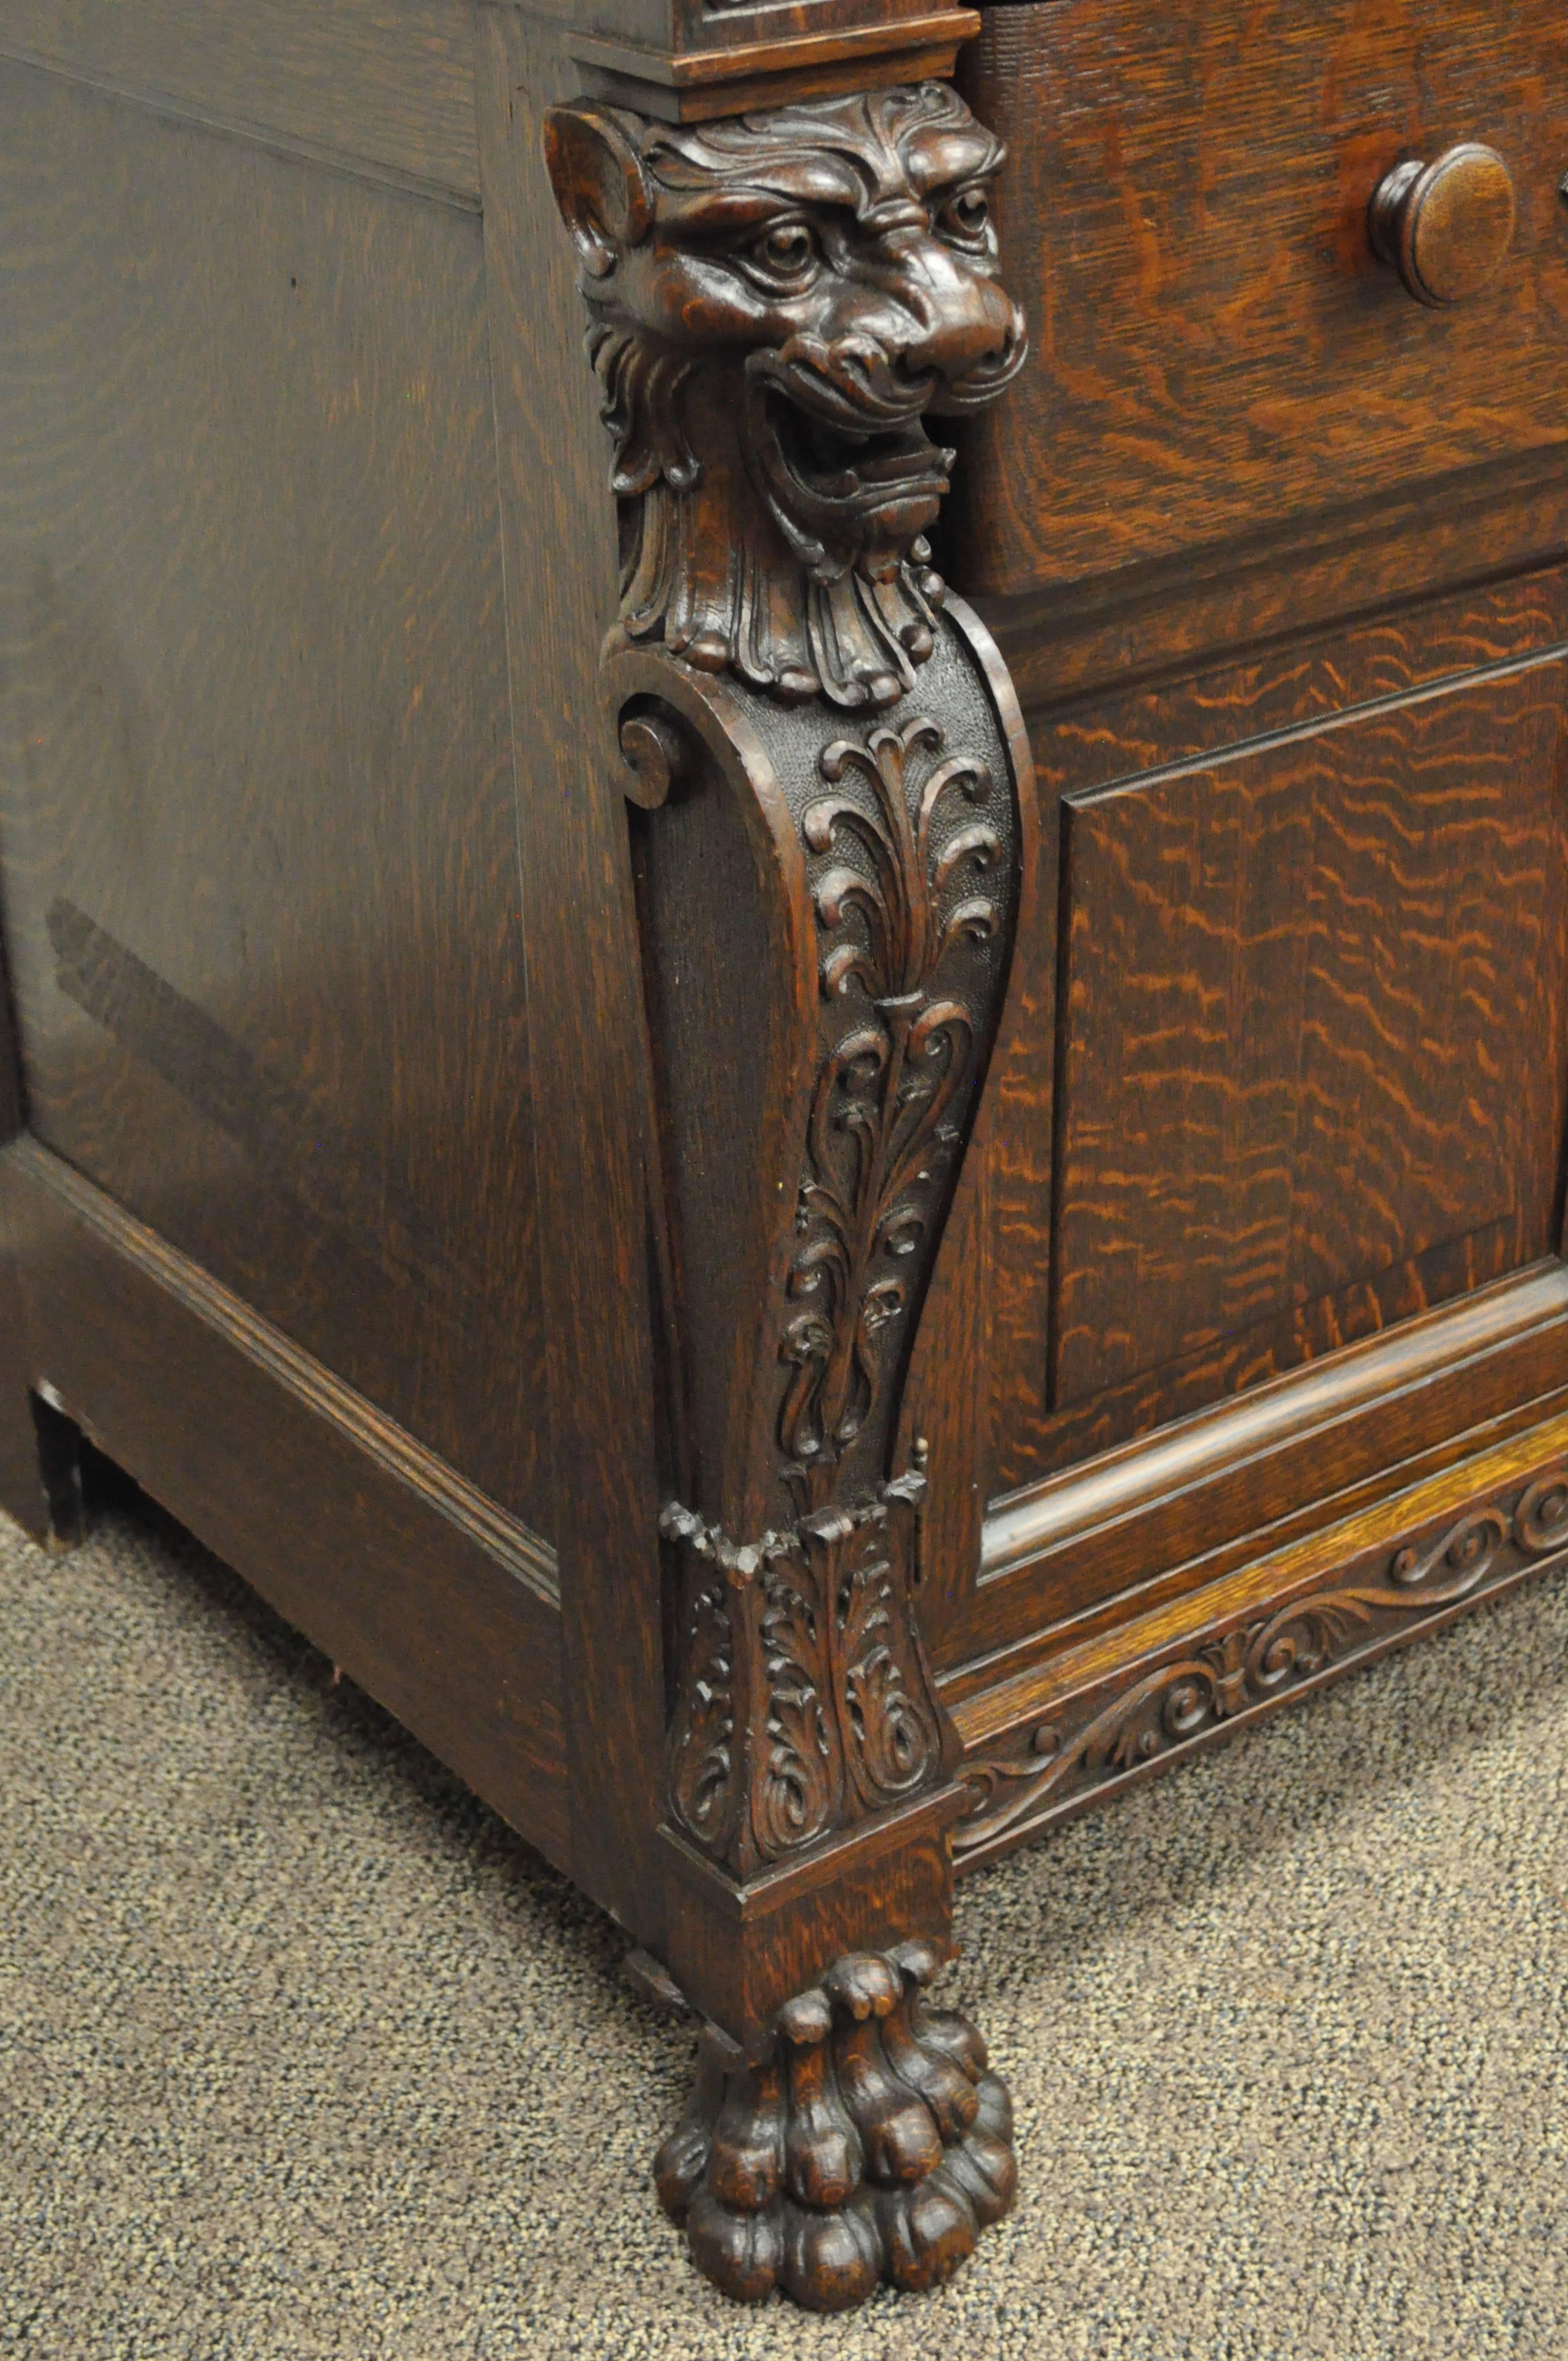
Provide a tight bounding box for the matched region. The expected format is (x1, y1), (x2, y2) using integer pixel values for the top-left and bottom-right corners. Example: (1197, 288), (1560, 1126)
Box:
(0, 1133), (569, 1863)
(956, 1260), (1568, 1674)
(4, 1135), (559, 1604)
(951, 1408), (1568, 1867)
(571, 17), (980, 121)
(982, 1259), (1568, 1594)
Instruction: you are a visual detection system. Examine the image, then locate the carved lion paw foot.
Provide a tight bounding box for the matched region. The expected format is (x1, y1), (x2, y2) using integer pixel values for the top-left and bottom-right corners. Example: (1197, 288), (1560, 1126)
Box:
(653, 1940), (1016, 2311)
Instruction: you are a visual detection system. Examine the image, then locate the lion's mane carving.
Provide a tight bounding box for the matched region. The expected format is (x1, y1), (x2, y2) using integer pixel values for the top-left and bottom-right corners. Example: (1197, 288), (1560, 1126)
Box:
(543, 84), (1027, 709)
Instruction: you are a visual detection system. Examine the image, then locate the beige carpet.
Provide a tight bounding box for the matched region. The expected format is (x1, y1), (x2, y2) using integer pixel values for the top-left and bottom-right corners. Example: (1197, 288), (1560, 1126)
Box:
(2, 1476), (1565, 2361)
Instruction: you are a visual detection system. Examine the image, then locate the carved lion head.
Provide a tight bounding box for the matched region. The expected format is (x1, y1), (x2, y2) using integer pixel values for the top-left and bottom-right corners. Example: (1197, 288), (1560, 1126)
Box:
(544, 84), (1027, 708)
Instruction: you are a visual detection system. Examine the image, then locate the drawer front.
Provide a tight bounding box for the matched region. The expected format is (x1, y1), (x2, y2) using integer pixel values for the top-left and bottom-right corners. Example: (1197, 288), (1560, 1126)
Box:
(954, 0), (1568, 597)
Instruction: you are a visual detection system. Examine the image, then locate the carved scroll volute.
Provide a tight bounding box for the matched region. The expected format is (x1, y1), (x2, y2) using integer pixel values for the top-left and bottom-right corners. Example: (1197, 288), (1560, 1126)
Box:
(546, 82), (1031, 1882)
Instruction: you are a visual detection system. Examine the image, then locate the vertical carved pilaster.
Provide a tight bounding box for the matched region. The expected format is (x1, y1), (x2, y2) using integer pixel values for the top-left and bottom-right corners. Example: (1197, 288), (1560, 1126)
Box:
(546, 79), (1032, 2309)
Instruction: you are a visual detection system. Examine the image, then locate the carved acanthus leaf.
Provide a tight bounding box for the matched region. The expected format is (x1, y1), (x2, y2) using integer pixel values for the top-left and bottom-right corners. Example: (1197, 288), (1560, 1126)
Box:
(663, 1464), (945, 1876)
(552, 79), (1028, 1914)
(780, 715), (1003, 1513)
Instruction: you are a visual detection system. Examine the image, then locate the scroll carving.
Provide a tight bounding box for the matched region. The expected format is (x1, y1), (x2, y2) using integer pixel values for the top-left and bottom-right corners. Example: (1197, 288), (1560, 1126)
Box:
(546, 69), (1030, 2314)
(644, 643), (1020, 1881)
(954, 1467), (1568, 1859)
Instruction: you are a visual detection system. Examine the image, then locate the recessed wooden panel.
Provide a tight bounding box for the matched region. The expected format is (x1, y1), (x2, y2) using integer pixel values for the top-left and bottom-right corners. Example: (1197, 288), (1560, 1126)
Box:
(1048, 649), (1568, 1457)
(0, 0), (480, 200)
(0, 68), (549, 1533)
(954, 0), (1568, 596)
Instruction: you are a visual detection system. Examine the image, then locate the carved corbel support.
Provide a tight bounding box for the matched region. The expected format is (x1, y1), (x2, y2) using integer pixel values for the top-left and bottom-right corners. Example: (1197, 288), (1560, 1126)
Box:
(545, 77), (1032, 2308)
(601, 589), (1028, 1889)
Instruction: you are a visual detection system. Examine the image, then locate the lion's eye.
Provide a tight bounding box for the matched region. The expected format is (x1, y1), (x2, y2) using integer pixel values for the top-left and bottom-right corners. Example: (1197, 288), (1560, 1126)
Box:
(938, 186), (992, 246)
(750, 221), (820, 284)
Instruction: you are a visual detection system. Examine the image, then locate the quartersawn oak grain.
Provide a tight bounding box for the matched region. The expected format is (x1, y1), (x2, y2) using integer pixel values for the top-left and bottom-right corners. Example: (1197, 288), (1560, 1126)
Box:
(975, 454), (1568, 720)
(1051, 650), (1568, 1428)
(2, 0), (1567, 2316)
(949, 1405), (1568, 1864)
(954, 0), (1568, 595)
(924, 574), (1568, 1671)
(968, 590), (1567, 1482)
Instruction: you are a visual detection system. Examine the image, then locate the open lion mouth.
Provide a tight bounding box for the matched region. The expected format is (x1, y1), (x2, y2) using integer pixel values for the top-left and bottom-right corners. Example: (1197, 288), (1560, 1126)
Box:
(761, 383), (955, 510)
(760, 384), (954, 510)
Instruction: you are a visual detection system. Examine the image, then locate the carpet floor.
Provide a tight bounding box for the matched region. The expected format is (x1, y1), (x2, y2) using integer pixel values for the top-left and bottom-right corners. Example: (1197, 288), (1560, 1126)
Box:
(1, 1477), (1565, 2361)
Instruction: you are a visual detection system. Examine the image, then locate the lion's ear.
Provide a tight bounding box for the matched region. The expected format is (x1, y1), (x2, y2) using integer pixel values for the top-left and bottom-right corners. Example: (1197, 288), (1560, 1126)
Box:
(542, 106), (653, 279)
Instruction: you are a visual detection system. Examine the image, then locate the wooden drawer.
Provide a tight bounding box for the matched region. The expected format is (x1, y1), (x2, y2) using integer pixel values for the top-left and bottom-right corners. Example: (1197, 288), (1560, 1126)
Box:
(954, 0), (1568, 599)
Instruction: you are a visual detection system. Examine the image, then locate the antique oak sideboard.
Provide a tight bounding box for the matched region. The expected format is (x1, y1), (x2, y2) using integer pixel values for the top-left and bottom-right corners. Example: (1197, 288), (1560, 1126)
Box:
(3, 0), (1567, 2316)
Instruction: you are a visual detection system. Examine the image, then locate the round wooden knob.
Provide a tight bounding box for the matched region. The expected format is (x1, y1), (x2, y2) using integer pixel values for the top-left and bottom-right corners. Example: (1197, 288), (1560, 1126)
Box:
(1368, 144), (1517, 307)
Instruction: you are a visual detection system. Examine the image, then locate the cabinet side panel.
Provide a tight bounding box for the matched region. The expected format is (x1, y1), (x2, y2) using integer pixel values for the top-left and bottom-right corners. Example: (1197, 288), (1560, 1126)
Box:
(474, 9), (666, 1937)
(0, 68), (551, 1536)
(0, 0), (480, 198)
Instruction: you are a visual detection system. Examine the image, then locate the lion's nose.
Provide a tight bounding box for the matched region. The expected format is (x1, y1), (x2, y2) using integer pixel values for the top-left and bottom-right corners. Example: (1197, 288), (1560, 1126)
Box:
(926, 293), (1026, 399)
(888, 241), (1027, 407)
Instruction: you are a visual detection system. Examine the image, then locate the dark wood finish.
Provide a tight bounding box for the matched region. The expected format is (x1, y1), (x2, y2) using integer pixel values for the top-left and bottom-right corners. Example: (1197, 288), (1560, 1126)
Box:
(476, 9), (668, 1939)
(660, 1789), (960, 2037)
(948, 1345), (1568, 1680)
(6, 0), (1568, 2320)
(954, 0), (1568, 595)
(981, 1265), (1568, 1579)
(1027, 568), (1568, 801)
(917, 567), (1568, 1674)
(0, 887), (73, 1542)
(572, 15), (979, 124)
(959, 1265), (1568, 1667)
(952, 1408), (1568, 1867)
(521, 0), (973, 71)
(0, 60), (551, 1539)
(655, 1938), (1015, 2310)
(1051, 647), (1568, 1430)
(541, 75), (1033, 2304)
(0, 1243), (52, 1544)
(0, 1135), (569, 1862)
(0, 0), (482, 202)
(545, 0), (979, 123)
(979, 459), (1568, 721)
(541, 77), (1031, 1912)
(0, 899), (21, 1147)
